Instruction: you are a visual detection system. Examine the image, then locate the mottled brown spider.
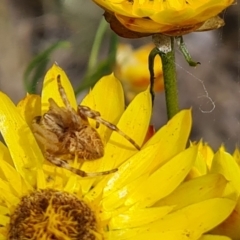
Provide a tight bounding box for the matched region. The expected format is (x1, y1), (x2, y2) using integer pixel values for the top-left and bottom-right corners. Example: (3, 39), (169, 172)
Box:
(32, 75), (141, 177)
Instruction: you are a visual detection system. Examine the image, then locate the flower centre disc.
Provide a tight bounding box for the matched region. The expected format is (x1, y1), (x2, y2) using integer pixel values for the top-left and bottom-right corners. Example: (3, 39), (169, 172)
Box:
(8, 189), (99, 240)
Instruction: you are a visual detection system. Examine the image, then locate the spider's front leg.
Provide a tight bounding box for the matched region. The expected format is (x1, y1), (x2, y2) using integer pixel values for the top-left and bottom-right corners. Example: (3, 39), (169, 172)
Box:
(78, 105), (141, 150)
(32, 117), (60, 153)
(45, 152), (117, 177)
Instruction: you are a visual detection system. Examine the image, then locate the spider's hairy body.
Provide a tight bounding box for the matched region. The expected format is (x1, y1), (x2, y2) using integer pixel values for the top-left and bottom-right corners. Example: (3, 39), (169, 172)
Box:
(33, 99), (104, 160)
(32, 75), (140, 177)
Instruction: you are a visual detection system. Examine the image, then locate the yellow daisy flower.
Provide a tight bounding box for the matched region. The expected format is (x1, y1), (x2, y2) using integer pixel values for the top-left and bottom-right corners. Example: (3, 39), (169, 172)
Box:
(0, 64), (236, 239)
(181, 142), (240, 239)
(94, 0), (234, 38)
(207, 147), (240, 240)
(115, 43), (164, 100)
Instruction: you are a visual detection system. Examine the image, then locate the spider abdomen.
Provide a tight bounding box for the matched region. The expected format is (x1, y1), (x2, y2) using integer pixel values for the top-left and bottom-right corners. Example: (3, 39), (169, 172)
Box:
(65, 125), (104, 160)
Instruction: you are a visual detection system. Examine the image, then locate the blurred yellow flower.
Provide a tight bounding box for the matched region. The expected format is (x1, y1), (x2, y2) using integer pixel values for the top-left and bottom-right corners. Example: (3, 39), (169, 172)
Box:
(94, 0), (234, 38)
(208, 147), (240, 240)
(115, 43), (164, 100)
(0, 64), (236, 239)
(184, 143), (240, 240)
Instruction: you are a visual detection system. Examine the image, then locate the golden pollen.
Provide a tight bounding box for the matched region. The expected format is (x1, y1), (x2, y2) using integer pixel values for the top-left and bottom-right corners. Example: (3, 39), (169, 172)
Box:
(8, 189), (100, 240)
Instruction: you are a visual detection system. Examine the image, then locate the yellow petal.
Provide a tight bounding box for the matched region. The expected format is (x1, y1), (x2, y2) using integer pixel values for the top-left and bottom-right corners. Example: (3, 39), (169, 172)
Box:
(100, 139), (173, 208)
(126, 145), (198, 208)
(210, 197), (240, 239)
(0, 178), (19, 207)
(106, 87), (152, 167)
(0, 158), (30, 197)
(191, 142), (208, 176)
(233, 148), (240, 165)
(187, 142), (214, 179)
(106, 198), (234, 239)
(42, 163), (71, 190)
(0, 92), (44, 182)
(80, 88), (151, 194)
(36, 169), (47, 189)
(0, 213), (9, 227)
(0, 234), (6, 240)
(199, 235), (231, 240)
(155, 174), (228, 211)
(102, 176), (148, 214)
(0, 141), (13, 167)
(81, 74), (125, 142)
(0, 206), (9, 215)
(201, 143), (214, 170)
(109, 205), (174, 229)
(126, 231), (196, 240)
(187, 166), (202, 179)
(41, 63), (77, 114)
(103, 144), (161, 198)
(107, 228), (194, 240)
(148, 198), (235, 239)
(116, 14), (168, 33)
(210, 147), (240, 195)
(17, 94), (41, 126)
(64, 175), (80, 194)
(0, 206), (10, 228)
(144, 109), (192, 170)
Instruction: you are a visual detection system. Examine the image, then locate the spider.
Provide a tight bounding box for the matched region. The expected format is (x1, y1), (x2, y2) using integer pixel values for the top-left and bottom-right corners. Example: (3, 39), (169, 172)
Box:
(32, 75), (141, 177)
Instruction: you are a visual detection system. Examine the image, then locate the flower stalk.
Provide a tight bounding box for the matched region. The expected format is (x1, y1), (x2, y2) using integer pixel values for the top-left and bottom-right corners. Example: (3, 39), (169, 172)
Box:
(151, 35), (179, 119)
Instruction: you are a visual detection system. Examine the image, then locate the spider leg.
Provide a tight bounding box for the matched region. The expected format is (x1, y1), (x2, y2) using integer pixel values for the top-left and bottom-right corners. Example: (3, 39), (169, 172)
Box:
(56, 74), (80, 126)
(78, 106), (141, 150)
(32, 118), (60, 152)
(56, 75), (72, 109)
(45, 152), (117, 177)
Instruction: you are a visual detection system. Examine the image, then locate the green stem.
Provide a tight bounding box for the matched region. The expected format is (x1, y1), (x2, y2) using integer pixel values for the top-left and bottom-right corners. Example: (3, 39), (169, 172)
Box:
(148, 48), (161, 104)
(87, 19), (108, 71)
(152, 35), (179, 119)
(161, 38), (179, 119)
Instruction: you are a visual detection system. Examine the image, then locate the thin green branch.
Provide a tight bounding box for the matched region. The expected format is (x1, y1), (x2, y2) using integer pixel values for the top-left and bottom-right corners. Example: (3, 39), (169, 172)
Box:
(175, 36), (200, 67)
(148, 47), (161, 104)
(75, 32), (118, 95)
(87, 19), (108, 72)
